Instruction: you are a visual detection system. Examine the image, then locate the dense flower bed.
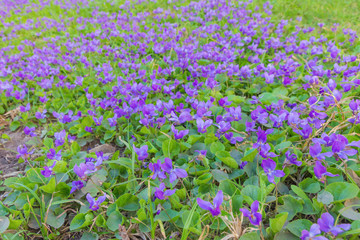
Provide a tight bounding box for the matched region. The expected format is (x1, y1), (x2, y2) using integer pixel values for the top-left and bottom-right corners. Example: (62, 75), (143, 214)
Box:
(0, 0), (360, 239)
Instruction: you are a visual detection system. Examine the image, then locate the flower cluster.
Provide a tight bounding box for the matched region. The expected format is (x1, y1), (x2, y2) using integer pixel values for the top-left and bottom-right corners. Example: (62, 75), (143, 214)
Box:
(5, 0), (360, 237)
(149, 158), (188, 200)
(301, 212), (351, 239)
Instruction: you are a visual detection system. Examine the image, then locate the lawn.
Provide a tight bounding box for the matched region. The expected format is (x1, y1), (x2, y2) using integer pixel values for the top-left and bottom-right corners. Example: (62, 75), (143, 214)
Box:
(0, 0), (360, 239)
(255, 0), (360, 31)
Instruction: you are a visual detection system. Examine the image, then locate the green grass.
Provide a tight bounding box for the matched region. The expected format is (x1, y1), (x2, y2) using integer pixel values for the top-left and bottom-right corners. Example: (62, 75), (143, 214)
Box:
(254, 0), (360, 31)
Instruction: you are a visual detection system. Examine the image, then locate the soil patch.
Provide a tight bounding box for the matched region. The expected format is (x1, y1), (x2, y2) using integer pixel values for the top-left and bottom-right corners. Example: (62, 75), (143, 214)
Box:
(0, 129), (31, 177)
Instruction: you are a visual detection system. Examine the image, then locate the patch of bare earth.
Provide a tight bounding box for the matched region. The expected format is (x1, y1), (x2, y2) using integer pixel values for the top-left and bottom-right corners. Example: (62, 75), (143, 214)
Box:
(0, 129), (32, 177)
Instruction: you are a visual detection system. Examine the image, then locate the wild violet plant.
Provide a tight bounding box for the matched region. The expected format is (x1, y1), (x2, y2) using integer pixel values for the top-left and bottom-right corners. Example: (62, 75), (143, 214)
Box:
(0, 0), (360, 239)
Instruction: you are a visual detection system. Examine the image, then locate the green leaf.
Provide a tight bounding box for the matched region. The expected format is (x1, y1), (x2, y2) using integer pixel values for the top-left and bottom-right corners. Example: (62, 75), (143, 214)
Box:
(104, 130), (115, 140)
(116, 193), (140, 211)
(242, 148), (258, 162)
(155, 209), (179, 222)
(317, 190), (334, 205)
(96, 215), (106, 228)
(162, 139), (180, 158)
(273, 86), (289, 97)
(239, 232), (261, 240)
(106, 157), (132, 169)
(274, 230), (298, 240)
(187, 135), (203, 145)
(40, 177), (56, 193)
(188, 165), (209, 176)
(278, 195), (303, 220)
(106, 211), (123, 231)
(55, 182), (71, 198)
(219, 180), (238, 196)
(231, 195), (243, 214)
(211, 170), (229, 182)
(287, 219), (312, 237)
(27, 168), (46, 183)
(291, 185), (318, 214)
(53, 161), (68, 173)
(195, 173), (212, 185)
(0, 204), (9, 216)
(71, 141), (81, 154)
(299, 178), (320, 193)
(259, 92), (279, 105)
(10, 121), (20, 131)
(1, 133), (10, 140)
(274, 141), (292, 153)
(81, 174), (106, 196)
(43, 137), (54, 149)
(8, 218), (22, 230)
(0, 216), (10, 233)
(210, 142), (225, 154)
(241, 185), (261, 202)
(46, 208), (66, 229)
(70, 213), (92, 231)
(215, 151), (238, 168)
(140, 126), (151, 134)
(325, 182), (359, 202)
(270, 212), (288, 233)
(80, 232), (99, 240)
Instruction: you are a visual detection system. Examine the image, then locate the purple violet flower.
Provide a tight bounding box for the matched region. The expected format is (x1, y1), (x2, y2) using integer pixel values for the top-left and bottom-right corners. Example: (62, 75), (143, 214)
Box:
(331, 134), (358, 160)
(259, 143), (278, 158)
(154, 183), (176, 200)
(95, 151), (109, 163)
(73, 163), (92, 180)
(93, 116), (103, 126)
(85, 126), (93, 133)
(171, 125), (189, 140)
(240, 200), (262, 226)
(195, 150), (207, 161)
(161, 158), (188, 183)
(54, 130), (66, 147)
(133, 144), (149, 161)
(148, 159), (167, 180)
(309, 143), (333, 160)
(245, 121), (257, 132)
(251, 106), (268, 124)
(86, 193), (106, 211)
(47, 149), (62, 161)
(196, 118), (213, 133)
(301, 224), (328, 240)
(261, 159), (285, 184)
(284, 151), (302, 166)
(41, 161), (57, 178)
(297, 123), (313, 139)
(108, 116), (117, 127)
(227, 106), (242, 121)
(70, 181), (84, 194)
(253, 128), (273, 149)
(35, 110), (47, 119)
(216, 121), (231, 133)
(314, 161), (339, 183)
(16, 145), (34, 160)
(24, 126), (37, 137)
(224, 132), (244, 144)
(197, 190), (223, 217)
(68, 134), (76, 142)
(218, 97), (232, 107)
(20, 103), (30, 112)
(317, 212), (351, 236)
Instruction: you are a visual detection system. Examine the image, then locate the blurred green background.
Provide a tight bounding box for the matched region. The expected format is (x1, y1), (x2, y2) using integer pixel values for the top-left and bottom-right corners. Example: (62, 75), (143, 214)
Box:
(254, 0), (360, 31)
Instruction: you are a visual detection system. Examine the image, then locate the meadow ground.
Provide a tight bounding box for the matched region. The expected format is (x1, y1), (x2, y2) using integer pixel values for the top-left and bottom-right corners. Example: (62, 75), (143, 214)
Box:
(1, 0), (360, 240)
